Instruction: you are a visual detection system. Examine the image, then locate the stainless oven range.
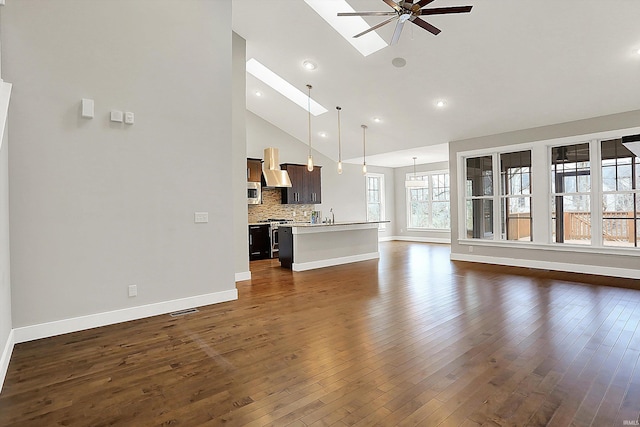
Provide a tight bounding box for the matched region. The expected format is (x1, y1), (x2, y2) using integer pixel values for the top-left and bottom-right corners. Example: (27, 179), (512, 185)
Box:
(258, 218), (293, 258)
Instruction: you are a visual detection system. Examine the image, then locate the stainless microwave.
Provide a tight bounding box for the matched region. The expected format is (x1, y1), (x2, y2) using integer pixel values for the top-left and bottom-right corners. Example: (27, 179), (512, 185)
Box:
(247, 181), (261, 204)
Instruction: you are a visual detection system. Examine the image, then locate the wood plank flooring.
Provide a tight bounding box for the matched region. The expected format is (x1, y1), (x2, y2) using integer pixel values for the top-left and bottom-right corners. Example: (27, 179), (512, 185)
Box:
(1, 241), (640, 426)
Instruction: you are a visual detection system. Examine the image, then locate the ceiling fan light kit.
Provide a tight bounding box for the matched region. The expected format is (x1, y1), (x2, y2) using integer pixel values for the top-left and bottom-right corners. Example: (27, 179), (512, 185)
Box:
(338, 0), (473, 45)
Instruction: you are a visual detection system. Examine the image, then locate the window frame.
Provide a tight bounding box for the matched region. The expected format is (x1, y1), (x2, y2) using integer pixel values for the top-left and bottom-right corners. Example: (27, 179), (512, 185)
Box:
(456, 125), (640, 256)
(405, 170), (450, 231)
(365, 173), (386, 229)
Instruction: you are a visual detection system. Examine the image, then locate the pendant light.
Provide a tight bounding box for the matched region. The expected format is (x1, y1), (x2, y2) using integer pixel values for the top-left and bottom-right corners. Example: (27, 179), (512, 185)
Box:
(306, 84), (314, 172)
(336, 106), (343, 174)
(405, 157), (423, 187)
(361, 124), (367, 175)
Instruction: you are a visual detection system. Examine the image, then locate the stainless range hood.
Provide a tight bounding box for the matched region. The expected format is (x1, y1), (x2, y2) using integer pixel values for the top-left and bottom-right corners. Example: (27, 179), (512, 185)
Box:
(262, 147), (292, 187)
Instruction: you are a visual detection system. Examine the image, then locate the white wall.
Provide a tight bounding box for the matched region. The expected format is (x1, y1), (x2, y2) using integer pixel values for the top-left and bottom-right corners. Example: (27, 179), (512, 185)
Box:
(246, 112), (395, 239)
(232, 33), (250, 280)
(449, 109), (640, 278)
(0, 117), (11, 389)
(3, 0), (236, 333)
(393, 160), (451, 243)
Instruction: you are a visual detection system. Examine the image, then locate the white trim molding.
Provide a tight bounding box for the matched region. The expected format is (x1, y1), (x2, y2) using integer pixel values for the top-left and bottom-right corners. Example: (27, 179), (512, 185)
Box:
(392, 236), (451, 244)
(0, 329), (15, 393)
(13, 289), (238, 344)
(450, 252), (640, 280)
(235, 271), (251, 282)
(292, 252), (379, 272)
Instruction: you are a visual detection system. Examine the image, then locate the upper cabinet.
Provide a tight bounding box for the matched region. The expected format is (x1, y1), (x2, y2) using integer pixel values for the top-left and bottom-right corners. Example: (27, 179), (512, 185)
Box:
(247, 158), (262, 182)
(280, 163), (321, 204)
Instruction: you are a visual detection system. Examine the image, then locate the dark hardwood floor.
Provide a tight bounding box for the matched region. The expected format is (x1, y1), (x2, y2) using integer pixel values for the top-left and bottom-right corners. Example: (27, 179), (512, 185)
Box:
(1, 242), (640, 426)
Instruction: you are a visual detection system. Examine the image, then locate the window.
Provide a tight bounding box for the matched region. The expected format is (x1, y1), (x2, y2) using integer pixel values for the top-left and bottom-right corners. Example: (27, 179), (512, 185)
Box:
(366, 173), (385, 227)
(465, 156), (494, 239)
(601, 138), (640, 247)
(406, 172), (450, 229)
(464, 151), (533, 242)
(500, 151), (532, 241)
(551, 143), (591, 244)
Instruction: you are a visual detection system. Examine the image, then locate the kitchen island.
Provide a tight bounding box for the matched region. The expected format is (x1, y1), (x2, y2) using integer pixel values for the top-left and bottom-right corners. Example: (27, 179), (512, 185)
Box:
(278, 221), (389, 272)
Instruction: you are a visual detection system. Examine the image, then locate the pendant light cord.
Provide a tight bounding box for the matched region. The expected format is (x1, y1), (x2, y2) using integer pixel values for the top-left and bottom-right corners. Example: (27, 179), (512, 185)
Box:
(307, 84), (312, 159)
(337, 106), (342, 163)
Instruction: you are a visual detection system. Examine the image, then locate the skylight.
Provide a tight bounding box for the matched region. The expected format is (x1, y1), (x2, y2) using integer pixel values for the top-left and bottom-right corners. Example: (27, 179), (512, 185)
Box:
(246, 58), (328, 116)
(304, 0), (388, 57)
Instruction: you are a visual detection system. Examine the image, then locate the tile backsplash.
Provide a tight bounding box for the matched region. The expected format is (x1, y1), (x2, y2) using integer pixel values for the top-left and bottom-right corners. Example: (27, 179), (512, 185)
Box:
(248, 188), (315, 223)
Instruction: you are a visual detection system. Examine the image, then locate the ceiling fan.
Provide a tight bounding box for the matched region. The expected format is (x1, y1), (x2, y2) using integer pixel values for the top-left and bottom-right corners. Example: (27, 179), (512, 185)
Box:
(338, 0), (472, 45)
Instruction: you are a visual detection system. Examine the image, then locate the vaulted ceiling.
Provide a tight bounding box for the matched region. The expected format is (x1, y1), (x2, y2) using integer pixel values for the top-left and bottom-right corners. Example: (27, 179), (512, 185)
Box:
(232, 0), (640, 167)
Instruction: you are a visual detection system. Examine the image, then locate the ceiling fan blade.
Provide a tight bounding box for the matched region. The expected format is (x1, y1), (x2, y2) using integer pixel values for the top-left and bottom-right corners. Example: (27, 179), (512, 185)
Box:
(382, 0), (402, 12)
(420, 6), (473, 15)
(410, 17), (441, 35)
(390, 19), (405, 45)
(415, 0), (436, 8)
(338, 11), (396, 16)
(353, 16), (398, 38)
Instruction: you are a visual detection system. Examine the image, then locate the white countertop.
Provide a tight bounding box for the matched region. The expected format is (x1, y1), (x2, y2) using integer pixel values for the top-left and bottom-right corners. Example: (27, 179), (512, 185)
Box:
(279, 220), (389, 228)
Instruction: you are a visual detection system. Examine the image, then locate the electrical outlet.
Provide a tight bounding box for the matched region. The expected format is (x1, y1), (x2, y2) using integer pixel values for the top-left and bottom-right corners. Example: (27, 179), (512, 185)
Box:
(128, 284), (137, 297)
(469, 246), (474, 253)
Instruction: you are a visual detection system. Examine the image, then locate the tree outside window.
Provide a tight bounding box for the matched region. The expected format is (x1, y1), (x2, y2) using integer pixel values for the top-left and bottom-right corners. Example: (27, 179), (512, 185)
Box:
(407, 172), (450, 229)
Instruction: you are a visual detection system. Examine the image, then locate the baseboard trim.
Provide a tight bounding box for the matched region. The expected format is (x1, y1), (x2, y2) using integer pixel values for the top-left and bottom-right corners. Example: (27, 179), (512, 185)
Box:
(13, 289), (238, 344)
(235, 271), (251, 282)
(0, 328), (15, 393)
(292, 252), (379, 272)
(450, 253), (640, 280)
(391, 236), (451, 244)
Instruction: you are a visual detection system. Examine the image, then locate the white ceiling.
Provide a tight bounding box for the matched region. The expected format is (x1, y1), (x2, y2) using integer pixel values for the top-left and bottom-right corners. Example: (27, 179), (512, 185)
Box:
(232, 0), (640, 168)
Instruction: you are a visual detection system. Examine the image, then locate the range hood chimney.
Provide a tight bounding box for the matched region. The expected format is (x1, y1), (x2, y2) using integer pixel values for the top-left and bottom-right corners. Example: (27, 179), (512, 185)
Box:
(262, 147), (292, 187)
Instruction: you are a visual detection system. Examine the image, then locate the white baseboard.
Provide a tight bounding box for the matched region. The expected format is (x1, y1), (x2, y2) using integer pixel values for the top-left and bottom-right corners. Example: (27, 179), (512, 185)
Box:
(13, 289), (238, 344)
(390, 236), (451, 244)
(292, 252), (379, 272)
(450, 253), (640, 280)
(235, 271), (251, 282)
(0, 328), (15, 393)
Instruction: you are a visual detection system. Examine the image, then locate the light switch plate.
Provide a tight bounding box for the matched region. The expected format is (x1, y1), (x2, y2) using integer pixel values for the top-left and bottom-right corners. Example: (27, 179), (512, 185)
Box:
(81, 98), (94, 118)
(110, 110), (123, 122)
(124, 112), (134, 124)
(194, 212), (209, 223)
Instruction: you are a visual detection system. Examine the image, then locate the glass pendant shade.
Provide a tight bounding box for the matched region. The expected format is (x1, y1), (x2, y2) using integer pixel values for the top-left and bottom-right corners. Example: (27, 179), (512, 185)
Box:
(405, 157), (422, 187)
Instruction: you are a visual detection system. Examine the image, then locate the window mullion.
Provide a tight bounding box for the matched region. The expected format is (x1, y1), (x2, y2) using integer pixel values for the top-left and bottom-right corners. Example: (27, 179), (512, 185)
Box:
(492, 153), (500, 241)
(591, 139), (603, 247)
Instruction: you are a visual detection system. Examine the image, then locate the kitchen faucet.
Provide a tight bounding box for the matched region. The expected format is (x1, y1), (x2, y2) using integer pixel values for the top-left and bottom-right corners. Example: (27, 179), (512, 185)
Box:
(330, 208), (334, 224)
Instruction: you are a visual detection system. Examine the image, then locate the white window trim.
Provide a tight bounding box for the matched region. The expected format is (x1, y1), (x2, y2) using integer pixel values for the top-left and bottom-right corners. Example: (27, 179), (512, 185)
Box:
(456, 124), (640, 256)
(366, 172), (386, 230)
(405, 169), (450, 231)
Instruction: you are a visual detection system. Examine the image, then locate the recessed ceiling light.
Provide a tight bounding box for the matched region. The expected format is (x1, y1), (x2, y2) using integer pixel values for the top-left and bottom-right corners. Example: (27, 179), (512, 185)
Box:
(636, 48), (640, 55)
(319, 131), (327, 138)
(373, 117), (382, 123)
(303, 60), (317, 70)
(246, 58), (328, 116)
(304, 0), (388, 57)
(436, 100), (446, 108)
(255, 91), (263, 97)
(392, 57), (407, 68)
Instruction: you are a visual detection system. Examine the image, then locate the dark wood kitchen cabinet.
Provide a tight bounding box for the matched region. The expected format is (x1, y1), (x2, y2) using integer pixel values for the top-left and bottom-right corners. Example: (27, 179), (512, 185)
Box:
(248, 224), (270, 261)
(247, 158), (262, 182)
(280, 163), (321, 204)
